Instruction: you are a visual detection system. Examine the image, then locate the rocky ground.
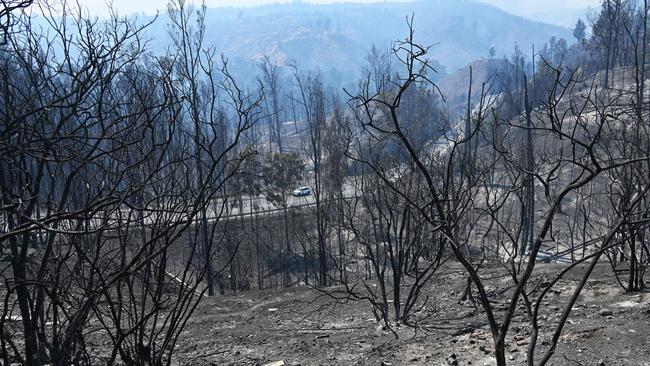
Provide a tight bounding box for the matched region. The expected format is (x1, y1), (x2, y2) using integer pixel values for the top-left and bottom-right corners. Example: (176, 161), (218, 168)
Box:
(172, 262), (650, 366)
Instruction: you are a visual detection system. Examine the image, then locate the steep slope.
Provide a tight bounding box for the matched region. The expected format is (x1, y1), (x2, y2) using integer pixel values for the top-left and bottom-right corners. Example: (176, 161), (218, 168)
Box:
(437, 58), (510, 118)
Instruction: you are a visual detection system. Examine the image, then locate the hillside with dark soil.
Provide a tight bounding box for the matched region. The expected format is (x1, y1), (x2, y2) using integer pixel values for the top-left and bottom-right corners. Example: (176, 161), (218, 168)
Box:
(163, 263), (650, 366)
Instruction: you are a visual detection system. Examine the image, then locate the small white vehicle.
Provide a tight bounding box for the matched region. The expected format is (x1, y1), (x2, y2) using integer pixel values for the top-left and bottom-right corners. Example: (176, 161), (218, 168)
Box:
(292, 186), (312, 197)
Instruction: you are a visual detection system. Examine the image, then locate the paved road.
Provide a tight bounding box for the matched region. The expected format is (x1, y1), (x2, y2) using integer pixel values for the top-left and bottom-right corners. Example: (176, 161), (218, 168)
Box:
(207, 180), (359, 220)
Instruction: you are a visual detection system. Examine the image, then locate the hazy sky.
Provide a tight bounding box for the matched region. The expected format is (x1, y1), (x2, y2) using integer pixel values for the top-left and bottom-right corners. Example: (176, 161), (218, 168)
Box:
(66, 0), (602, 17)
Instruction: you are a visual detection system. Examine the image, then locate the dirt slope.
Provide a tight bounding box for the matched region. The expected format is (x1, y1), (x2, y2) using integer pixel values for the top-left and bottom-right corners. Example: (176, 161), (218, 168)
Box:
(171, 262), (650, 366)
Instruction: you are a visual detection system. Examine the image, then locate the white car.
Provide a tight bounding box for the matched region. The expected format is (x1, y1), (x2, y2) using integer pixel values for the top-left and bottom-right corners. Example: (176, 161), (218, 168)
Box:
(292, 186), (312, 197)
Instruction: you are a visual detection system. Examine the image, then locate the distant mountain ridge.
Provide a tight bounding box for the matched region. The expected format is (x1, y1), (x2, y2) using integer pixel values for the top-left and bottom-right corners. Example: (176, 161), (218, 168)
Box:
(143, 0), (573, 86)
(529, 7), (593, 29)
